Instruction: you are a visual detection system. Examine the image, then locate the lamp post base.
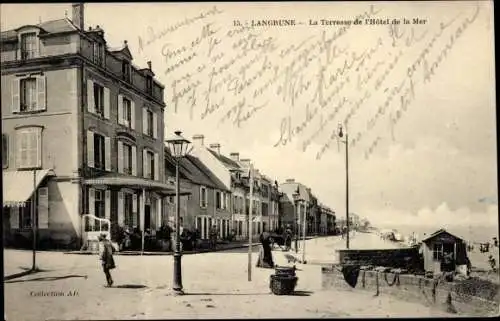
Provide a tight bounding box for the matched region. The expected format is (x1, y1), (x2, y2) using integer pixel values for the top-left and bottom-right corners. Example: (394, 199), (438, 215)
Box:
(172, 288), (185, 296)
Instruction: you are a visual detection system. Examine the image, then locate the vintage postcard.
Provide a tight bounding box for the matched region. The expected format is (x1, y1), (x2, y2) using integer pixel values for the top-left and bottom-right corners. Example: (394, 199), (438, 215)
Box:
(1, 1), (497, 320)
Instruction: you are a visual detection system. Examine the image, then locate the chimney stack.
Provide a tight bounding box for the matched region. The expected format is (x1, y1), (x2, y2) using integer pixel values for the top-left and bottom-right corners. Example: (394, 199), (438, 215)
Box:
(240, 158), (251, 168)
(192, 134), (204, 146)
(285, 178), (295, 183)
(209, 143), (221, 155)
(72, 3), (84, 30)
(147, 61), (152, 70)
(230, 152), (240, 162)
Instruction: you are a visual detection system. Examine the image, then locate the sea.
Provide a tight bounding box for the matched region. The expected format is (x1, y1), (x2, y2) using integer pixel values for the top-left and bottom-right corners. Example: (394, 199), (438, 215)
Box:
(378, 223), (499, 244)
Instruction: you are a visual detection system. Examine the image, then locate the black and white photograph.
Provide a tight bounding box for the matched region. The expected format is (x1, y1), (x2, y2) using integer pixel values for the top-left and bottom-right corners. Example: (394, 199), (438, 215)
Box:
(1, 1), (498, 319)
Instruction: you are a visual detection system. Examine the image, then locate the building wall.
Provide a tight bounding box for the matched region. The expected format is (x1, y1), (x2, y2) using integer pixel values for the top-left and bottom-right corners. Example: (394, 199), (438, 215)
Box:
(83, 65), (164, 179)
(47, 179), (80, 245)
(2, 67), (79, 176)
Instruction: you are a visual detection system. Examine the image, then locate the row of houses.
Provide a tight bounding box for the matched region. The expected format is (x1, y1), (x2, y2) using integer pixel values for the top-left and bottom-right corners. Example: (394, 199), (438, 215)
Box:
(1, 4), (337, 249)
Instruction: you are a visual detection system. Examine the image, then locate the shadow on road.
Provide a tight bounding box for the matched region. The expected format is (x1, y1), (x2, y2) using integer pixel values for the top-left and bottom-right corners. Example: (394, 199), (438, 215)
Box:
(114, 284), (148, 289)
(290, 290), (314, 296)
(5, 274), (88, 283)
(184, 292), (270, 296)
(4, 267), (54, 281)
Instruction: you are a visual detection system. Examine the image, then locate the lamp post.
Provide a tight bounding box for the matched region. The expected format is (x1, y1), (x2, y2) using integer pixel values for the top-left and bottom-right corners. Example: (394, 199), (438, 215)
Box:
(165, 130), (191, 295)
(337, 123), (350, 249)
(292, 187), (302, 253)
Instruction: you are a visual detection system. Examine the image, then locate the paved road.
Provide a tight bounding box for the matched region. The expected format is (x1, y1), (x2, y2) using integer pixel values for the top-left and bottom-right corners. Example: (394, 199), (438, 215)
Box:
(4, 234), (452, 320)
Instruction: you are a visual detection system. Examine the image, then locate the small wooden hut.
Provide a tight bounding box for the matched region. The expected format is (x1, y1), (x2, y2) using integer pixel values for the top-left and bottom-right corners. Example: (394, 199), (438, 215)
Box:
(419, 229), (468, 275)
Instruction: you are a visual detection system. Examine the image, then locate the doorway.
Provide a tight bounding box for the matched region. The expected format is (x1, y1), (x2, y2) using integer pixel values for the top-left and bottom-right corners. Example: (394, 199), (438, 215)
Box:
(144, 205), (151, 230)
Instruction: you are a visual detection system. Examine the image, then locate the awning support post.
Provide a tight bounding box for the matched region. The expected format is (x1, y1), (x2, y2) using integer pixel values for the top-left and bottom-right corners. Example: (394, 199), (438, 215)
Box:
(32, 169), (37, 271)
(141, 188), (146, 255)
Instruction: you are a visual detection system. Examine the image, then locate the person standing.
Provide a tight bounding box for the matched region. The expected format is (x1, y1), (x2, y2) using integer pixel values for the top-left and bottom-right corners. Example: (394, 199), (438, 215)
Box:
(209, 225), (218, 250)
(256, 230), (275, 268)
(98, 233), (116, 287)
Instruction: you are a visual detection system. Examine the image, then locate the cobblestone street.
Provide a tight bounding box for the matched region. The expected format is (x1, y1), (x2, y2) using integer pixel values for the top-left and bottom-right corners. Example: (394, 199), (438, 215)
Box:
(3, 235), (454, 320)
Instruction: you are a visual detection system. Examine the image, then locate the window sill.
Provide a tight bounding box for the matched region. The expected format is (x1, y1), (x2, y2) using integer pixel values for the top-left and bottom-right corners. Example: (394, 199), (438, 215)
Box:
(13, 110), (46, 115)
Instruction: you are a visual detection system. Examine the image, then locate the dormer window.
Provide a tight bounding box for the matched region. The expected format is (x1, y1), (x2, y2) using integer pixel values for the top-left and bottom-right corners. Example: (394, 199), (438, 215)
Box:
(20, 32), (38, 60)
(122, 61), (131, 82)
(92, 42), (104, 66)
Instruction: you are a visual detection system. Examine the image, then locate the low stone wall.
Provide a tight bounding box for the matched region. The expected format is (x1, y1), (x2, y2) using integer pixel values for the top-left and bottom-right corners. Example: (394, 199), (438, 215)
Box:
(322, 266), (499, 316)
(337, 248), (420, 270)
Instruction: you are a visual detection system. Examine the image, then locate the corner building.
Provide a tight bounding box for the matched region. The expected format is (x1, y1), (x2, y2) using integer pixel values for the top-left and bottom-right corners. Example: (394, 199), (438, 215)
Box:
(1, 4), (174, 249)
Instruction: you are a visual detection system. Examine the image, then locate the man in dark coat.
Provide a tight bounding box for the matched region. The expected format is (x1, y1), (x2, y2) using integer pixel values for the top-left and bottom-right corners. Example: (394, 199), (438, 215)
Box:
(256, 231), (275, 268)
(98, 233), (115, 287)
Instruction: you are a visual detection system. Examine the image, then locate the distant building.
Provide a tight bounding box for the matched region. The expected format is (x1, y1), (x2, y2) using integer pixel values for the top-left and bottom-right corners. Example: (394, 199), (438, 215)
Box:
(2, 4), (171, 249)
(278, 179), (335, 236)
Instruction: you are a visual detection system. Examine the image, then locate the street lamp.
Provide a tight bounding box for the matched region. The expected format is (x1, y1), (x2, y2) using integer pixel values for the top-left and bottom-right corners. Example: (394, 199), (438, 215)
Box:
(292, 187), (302, 253)
(165, 130), (191, 295)
(337, 123), (350, 249)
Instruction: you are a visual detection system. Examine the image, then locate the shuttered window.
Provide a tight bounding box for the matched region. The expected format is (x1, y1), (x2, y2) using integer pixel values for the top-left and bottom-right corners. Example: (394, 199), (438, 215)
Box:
(16, 127), (42, 169)
(2, 134), (8, 169)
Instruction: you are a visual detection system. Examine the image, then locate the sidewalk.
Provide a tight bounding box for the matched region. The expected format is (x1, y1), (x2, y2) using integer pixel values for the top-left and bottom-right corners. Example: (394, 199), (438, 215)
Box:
(64, 240), (261, 256)
(63, 235), (327, 256)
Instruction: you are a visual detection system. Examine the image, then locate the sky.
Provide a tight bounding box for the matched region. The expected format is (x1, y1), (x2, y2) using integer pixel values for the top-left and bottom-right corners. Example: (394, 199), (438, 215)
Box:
(1, 2), (497, 233)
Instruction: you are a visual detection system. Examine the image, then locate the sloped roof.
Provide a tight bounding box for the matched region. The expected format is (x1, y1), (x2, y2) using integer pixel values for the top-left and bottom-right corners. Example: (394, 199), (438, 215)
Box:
(208, 149), (241, 170)
(165, 149), (227, 191)
(185, 155), (228, 191)
(421, 229), (464, 243)
(2, 18), (78, 40)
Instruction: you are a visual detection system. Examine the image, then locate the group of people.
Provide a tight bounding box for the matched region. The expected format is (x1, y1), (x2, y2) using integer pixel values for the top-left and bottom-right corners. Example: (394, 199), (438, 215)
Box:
(97, 225), (281, 287)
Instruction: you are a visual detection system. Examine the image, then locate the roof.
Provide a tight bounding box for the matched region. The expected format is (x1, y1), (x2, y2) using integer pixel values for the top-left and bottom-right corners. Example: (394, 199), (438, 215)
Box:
(165, 149), (228, 191)
(208, 149), (241, 170)
(279, 181), (311, 203)
(2, 18), (78, 40)
(421, 229), (465, 243)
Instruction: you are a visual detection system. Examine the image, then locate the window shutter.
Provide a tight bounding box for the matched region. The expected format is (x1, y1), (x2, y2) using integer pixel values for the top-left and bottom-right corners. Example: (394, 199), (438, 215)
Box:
(130, 100), (136, 130)
(118, 192), (124, 226)
(153, 112), (158, 139)
(105, 190), (111, 220)
(35, 34), (41, 57)
(117, 141), (124, 174)
(132, 193), (138, 214)
(87, 130), (94, 168)
(104, 136), (111, 171)
(10, 208), (19, 228)
(36, 75), (46, 111)
(131, 146), (137, 176)
(157, 196), (162, 227)
(38, 187), (49, 228)
(35, 128), (42, 168)
(27, 130), (37, 168)
(16, 131), (25, 168)
(142, 108), (147, 135)
(117, 94), (123, 125)
(154, 152), (159, 181)
(139, 193), (144, 231)
(88, 188), (95, 216)
(103, 87), (110, 119)
(12, 78), (20, 113)
(142, 149), (148, 178)
(87, 79), (95, 113)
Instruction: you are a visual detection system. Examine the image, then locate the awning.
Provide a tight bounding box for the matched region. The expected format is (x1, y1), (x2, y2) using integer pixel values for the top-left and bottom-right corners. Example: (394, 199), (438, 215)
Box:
(83, 174), (191, 196)
(3, 169), (55, 207)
